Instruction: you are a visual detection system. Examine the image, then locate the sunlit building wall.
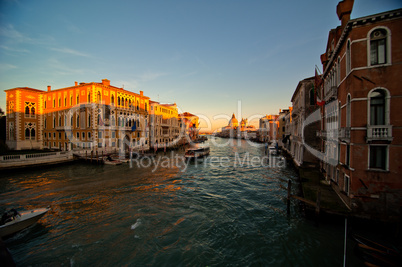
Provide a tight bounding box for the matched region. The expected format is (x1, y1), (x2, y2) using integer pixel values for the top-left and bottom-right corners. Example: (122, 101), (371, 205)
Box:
(5, 79), (150, 152)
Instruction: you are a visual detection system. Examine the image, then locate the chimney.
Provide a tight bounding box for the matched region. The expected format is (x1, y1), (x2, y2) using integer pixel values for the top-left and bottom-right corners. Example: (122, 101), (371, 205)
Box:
(102, 79), (110, 86)
(47, 85), (51, 92)
(75, 81), (78, 86)
(337, 0), (354, 29)
(140, 90), (144, 96)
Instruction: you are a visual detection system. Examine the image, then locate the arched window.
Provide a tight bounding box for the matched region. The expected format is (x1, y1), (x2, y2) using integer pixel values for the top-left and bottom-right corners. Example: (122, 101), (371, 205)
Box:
(97, 91), (101, 103)
(31, 128), (35, 138)
(370, 29), (387, 65)
(59, 117), (62, 127)
(137, 101), (139, 110)
(309, 87), (315, 106)
(118, 97), (120, 106)
(145, 103), (148, 111)
(88, 92), (91, 103)
(76, 95), (79, 104)
(31, 107), (35, 116)
(346, 40), (351, 74)
(25, 106), (30, 116)
(77, 115), (80, 128)
(25, 128), (30, 139)
(369, 90), (386, 125)
(346, 94), (351, 128)
(111, 95), (115, 105)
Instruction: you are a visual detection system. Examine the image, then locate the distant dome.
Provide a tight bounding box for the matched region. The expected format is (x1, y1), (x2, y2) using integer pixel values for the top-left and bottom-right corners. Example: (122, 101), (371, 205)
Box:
(229, 113), (238, 127)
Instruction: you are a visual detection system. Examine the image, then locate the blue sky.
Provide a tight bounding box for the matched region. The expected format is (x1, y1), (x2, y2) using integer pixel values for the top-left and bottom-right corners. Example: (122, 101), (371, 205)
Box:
(1, 0), (401, 131)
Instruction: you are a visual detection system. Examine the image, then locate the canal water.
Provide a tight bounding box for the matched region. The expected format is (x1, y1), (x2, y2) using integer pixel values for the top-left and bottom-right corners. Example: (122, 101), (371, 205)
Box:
(1, 137), (361, 266)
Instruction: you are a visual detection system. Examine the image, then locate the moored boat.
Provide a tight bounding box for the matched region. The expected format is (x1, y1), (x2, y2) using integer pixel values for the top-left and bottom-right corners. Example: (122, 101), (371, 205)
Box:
(104, 156), (122, 165)
(0, 207), (50, 238)
(185, 144), (210, 159)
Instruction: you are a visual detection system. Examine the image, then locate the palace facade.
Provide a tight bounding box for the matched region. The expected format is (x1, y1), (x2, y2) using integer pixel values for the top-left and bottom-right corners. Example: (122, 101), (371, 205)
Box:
(149, 101), (180, 149)
(5, 79), (150, 152)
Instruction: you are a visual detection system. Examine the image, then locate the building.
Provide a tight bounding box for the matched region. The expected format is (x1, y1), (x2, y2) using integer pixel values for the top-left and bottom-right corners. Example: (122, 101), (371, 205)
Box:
(179, 112), (199, 142)
(290, 77), (321, 167)
(237, 118), (256, 139)
(219, 113), (239, 138)
(257, 114), (278, 142)
(149, 101), (180, 149)
(276, 108), (290, 146)
(5, 79), (150, 153)
(319, 0), (402, 219)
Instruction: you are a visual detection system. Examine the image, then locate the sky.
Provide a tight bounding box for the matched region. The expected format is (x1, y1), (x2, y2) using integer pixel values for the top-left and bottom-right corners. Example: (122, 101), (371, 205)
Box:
(1, 0), (401, 132)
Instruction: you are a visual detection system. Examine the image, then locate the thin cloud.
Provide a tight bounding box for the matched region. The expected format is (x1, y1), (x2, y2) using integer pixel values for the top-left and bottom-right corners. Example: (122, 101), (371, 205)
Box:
(50, 47), (92, 58)
(0, 63), (17, 72)
(0, 24), (31, 43)
(139, 71), (167, 82)
(0, 45), (30, 53)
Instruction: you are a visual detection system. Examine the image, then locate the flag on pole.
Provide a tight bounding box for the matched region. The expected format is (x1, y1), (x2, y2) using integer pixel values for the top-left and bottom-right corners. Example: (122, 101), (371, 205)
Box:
(315, 68), (325, 106)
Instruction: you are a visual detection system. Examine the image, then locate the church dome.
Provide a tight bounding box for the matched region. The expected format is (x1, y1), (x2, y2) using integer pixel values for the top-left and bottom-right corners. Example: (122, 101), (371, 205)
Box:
(229, 113), (238, 127)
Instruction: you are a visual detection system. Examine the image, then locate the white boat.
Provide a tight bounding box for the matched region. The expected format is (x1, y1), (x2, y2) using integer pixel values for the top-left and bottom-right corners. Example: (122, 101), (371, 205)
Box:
(0, 208), (50, 238)
(185, 144), (210, 159)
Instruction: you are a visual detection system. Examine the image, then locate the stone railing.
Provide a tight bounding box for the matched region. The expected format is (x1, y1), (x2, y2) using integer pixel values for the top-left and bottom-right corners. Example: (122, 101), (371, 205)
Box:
(0, 151), (72, 162)
(367, 125), (393, 142)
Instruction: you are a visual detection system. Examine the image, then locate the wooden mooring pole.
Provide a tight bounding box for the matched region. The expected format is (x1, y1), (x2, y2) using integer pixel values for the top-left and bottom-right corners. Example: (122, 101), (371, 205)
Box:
(287, 179), (291, 215)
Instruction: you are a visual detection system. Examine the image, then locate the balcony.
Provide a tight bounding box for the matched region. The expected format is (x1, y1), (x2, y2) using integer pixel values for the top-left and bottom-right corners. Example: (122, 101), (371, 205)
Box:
(366, 125), (393, 142)
(338, 127), (350, 142)
(325, 86), (337, 100)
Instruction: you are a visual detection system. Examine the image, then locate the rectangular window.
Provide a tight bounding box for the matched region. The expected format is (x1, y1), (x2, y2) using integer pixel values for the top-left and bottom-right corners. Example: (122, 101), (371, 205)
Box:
(344, 174), (350, 195)
(346, 144), (350, 167)
(371, 39), (386, 65)
(369, 146), (387, 170)
(99, 131), (102, 138)
(112, 131), (115, 138)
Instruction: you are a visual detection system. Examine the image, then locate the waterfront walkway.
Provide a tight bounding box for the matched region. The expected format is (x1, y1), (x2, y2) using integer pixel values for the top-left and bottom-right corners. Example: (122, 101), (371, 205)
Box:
(298, 167), (351, 216)
(0, 151), (74, 170)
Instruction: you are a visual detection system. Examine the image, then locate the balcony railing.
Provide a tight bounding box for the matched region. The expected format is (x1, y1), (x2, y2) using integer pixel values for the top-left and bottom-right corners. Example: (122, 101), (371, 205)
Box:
(367, 125), (393, 142)
(338, 127), (350, 141)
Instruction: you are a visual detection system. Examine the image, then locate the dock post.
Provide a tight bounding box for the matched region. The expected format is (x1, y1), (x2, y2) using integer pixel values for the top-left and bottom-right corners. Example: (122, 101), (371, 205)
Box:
(96, 151), (98, 164)
(91, 150), (93, 163)
(287, 179), (291, 214)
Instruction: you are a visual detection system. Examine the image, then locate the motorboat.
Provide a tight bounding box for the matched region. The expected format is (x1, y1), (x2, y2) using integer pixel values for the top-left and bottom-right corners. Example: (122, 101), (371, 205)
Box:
(185, 144), (210, 160)
(0, 207), (50, 238)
